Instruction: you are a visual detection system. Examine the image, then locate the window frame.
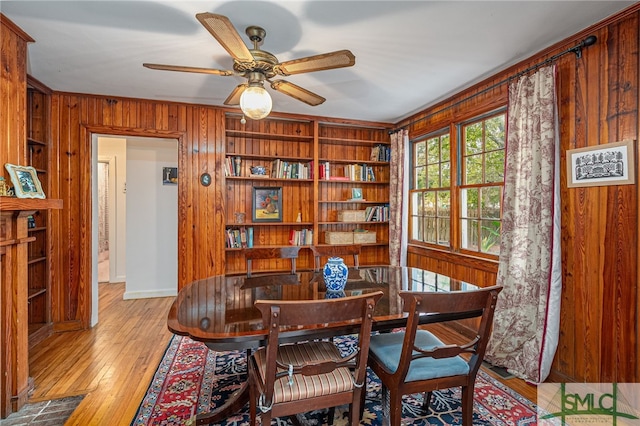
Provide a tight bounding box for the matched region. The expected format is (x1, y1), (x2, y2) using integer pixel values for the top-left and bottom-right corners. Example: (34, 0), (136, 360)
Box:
(408, 107), (506, 260)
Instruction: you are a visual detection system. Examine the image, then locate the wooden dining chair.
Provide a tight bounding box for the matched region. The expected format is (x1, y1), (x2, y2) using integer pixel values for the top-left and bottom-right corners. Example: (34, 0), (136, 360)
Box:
(249, 291), (383, 426)
(367, 285), (503, 426)
(243, 247), (300, 277)
(310, 244), (361, 271)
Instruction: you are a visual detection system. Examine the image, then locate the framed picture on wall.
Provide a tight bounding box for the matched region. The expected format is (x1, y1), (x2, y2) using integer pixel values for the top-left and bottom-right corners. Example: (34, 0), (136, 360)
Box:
(5, 163), (46, 199)
(163, 167), (178, 185)
(566, 140), (635, 188)
(252, 187), (282, 222)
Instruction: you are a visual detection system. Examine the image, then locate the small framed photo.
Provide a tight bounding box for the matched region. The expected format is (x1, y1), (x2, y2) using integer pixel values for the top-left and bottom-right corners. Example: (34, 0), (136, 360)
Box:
(351, 187), (363, 200)
(5, 163), (45, 199)
(163, 167), (178, 185)
(567, 140), (635, 188)
(252, 187), (282, 222)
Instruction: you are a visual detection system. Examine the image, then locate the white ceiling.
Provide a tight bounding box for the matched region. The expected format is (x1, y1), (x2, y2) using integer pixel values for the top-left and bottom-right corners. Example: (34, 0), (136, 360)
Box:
(1, 1), (635, 123)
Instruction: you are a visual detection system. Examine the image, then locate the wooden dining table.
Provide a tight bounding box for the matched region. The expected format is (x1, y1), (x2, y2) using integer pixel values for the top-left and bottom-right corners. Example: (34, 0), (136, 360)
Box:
(167, 265), (482, 425)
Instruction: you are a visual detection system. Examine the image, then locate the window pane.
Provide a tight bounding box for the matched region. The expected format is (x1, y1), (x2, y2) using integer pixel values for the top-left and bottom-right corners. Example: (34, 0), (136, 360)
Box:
(424, 192), (436, 216)
(481, 220), (501, 254)
(461, 219), (479, 251)
(437, 218), (450, 246)
(411, 216), (420, 240)
(461, 188), (479, 218)
(427, 164), (440, 188)
(437, 190), (450, 217)
(465, 122), (483, 154)
(411, 191), (422, 215)
(423, 217), (436, 244)
(481, 186), (501, 219)
(427, 137), (440, 163)
(415, 166), (426, 189)
(415, 141), (426, 166)
(441, 162), (450, 187)
(441, 134), (450, 162)
(485, 116), (505, 151)
(465, 154), (482, 184)
(485, 150), (504, 183)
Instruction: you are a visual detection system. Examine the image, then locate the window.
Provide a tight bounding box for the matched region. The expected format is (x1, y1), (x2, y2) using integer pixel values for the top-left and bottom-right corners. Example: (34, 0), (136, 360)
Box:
(410, 111), (505, 257)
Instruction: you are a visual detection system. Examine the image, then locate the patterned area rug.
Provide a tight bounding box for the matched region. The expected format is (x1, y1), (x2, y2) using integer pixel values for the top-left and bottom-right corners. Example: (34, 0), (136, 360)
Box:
(132, 335), (538, 425)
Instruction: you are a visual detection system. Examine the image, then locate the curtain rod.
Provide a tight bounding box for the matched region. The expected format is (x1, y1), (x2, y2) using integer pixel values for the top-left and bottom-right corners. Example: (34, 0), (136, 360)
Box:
(391, 35), (597, 134)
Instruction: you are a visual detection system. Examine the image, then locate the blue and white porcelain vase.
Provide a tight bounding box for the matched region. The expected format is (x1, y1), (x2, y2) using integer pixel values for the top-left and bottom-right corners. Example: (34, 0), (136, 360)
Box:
(323, 257), (348, 292)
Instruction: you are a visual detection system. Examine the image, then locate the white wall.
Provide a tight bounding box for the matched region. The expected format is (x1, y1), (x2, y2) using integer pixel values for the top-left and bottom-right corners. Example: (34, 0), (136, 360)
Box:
(124, 137), (178, 299)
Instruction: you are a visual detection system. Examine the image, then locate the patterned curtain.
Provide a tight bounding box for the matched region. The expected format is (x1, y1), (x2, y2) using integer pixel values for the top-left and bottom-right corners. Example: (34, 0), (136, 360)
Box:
(485, 65), (562, 383)
(389, 129), (409, 266)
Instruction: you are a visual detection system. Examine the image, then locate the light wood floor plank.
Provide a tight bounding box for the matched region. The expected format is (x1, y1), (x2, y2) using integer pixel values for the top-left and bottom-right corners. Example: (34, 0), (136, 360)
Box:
(27, 282), (536, 425)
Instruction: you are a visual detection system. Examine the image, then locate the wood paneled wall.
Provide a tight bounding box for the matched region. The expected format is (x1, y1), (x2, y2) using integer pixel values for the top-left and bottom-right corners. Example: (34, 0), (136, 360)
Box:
(49, 96), (227, 329)
(398, 6), (640, 382)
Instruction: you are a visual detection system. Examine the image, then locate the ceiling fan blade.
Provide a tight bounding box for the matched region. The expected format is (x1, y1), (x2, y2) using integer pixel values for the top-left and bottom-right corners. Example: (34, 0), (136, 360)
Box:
(275, 50), (355, 76)
(270, 80), (325, 106)
(143, 63), (234, 76)
(224, 84), (247, 105)
(195, 13), (254, 63)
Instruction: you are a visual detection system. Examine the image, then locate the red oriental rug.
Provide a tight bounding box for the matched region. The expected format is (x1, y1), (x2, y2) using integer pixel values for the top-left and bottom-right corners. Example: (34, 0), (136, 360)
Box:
(132, 335), (538, 425)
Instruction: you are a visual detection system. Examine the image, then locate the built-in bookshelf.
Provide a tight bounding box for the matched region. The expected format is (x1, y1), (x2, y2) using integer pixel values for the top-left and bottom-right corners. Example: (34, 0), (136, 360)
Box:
(26, 76), (53, 346)
(224, 115), (316, 274)
(316, 123), (390, 264)
(223, 114), (391, 274)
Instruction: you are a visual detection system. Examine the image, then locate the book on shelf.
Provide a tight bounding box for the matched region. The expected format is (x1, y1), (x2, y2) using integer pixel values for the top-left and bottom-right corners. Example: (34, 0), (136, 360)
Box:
(364, 205), (389, 222)
(289, 228), (313, 246)
(225, 226), (254, 248)
(370, 144), (391, 162)
(224, 156), (243, 177)
(270, 159), (312, 179)
(240, 226), (247, 248)
(247, 227), (254, 248)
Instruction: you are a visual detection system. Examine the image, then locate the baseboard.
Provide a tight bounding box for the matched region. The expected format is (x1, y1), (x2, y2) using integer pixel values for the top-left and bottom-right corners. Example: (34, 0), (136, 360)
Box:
(122, 288), (177, 300)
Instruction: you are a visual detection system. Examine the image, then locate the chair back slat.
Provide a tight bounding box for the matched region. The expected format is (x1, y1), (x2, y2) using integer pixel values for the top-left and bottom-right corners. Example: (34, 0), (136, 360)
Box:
(243, 247), (300, 277)
(310, 245), (361, 270)
(255, 292), (381, 328)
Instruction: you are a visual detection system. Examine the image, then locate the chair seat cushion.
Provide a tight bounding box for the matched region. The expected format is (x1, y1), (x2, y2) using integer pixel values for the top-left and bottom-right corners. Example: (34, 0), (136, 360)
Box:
(253, 341), (354, 404)
(369, 330), (469, 382)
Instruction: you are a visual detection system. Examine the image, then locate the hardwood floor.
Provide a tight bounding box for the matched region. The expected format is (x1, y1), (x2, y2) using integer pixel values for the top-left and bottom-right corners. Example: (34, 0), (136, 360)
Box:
(28, 283), (174, 425)
(27, 282), (537, 426)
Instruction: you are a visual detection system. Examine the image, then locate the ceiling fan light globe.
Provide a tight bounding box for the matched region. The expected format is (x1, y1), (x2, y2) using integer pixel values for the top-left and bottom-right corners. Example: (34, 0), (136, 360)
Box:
(240, 86), (272, 120)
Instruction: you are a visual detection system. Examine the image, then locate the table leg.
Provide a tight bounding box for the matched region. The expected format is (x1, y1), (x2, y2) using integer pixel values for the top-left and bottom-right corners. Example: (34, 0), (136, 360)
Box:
(186, 380), (249, 426)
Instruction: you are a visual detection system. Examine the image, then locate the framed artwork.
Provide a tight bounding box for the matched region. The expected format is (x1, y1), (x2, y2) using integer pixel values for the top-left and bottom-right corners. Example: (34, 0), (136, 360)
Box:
(252, 187), (282, 222)
(351, 187), (363, 200)
(4, 163), (45, 199)
(566, 140), (635, 188)
(163, 167), (178, 185)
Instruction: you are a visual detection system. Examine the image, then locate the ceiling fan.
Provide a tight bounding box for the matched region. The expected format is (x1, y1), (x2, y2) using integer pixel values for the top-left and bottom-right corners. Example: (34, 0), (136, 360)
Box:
(143, 13), (356, 119)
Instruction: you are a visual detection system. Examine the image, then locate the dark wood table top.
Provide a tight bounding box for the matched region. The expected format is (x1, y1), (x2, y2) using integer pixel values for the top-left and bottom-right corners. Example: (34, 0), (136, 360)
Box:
(167, 265), (481, 351)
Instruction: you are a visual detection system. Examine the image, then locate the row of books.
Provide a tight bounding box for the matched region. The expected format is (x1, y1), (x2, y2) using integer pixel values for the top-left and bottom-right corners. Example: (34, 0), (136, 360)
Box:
(370, 144), (391, 162)
(224, 156), (243, 177)
(365, 205), (390, 222)
(225, 227), (254, 248)
(270, 159), (313, 179)
(225, 227), (314, 248)
(319, 162), (377, 181)
(289, 228), (313, 246)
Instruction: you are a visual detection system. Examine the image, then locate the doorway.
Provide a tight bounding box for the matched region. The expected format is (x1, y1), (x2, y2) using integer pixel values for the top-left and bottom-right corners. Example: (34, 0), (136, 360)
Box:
(91, 135), (178, 326)
(97, 160), (110, 283)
